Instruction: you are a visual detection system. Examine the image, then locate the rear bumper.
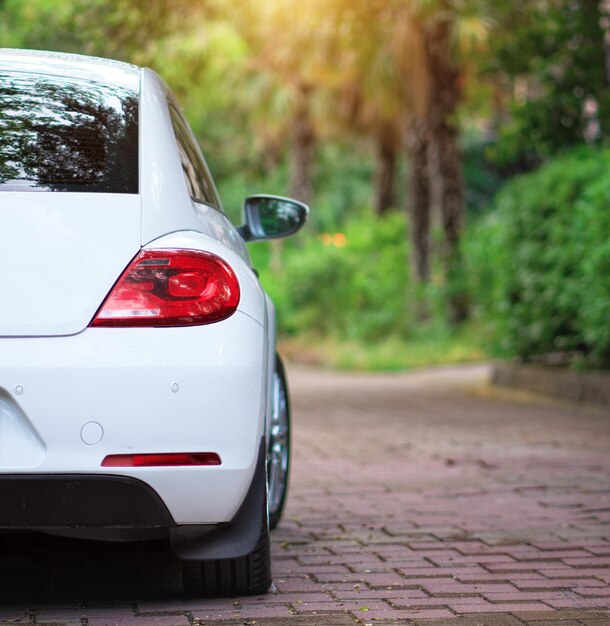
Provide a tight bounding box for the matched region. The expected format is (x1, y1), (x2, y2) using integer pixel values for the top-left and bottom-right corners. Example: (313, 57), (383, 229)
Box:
(0, 439), (267, 563)
(0, 313), (267, 525)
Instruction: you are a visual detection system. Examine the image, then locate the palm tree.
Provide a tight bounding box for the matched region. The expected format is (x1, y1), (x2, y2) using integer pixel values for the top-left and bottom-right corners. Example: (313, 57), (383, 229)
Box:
(423, 2), (490, 322)
(230, 0), (347, 207)
(389, 0), (490, 321)
(327, 24), (407, 215)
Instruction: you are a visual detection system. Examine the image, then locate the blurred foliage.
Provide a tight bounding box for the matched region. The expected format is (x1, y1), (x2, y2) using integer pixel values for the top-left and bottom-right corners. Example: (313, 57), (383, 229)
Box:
(466, 147), (610, 368)
(462, 136), (505, 216)
(487, 0), (610, 169)
(252, 209), (410, 341)
(1, 0), (609, 369)
(280, 329), (488, 371)
(245, 203), (494, 371)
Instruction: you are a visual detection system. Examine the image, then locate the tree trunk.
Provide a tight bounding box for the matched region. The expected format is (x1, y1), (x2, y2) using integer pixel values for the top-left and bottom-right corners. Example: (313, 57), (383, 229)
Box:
(429, 119), (469, 324)
(596, 0), (610, 86)
(374, 122), (398, 215)
(425, 21), (469, 324)
(290, 85), (315, 206)
(405, 117), (431, 285)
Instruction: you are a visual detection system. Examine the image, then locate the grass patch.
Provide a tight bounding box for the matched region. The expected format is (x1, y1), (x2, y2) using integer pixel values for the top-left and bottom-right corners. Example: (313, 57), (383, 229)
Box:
(279, 324), (490, 372)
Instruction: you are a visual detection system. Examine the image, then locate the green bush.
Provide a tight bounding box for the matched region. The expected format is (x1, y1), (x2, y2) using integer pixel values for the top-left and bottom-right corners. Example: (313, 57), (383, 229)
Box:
(253, 209), (411, 341)
(466, 147), (610, 367)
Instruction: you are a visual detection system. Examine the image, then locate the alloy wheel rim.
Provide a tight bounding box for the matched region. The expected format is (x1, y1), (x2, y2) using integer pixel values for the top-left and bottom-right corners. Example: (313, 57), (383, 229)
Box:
(268, 369), (288, 515)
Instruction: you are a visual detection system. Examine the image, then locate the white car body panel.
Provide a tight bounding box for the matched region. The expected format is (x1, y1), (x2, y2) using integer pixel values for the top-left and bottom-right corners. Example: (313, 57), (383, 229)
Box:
(0, 193), (141, 337)
(139, 69), (250, 262)
(0, 314), (265, 523)
(264, 293), (277, 438)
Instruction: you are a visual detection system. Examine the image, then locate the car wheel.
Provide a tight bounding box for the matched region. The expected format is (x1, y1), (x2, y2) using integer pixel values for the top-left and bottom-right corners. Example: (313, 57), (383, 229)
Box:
(181, 491), (271, 597)
(267, 354), (290, 530)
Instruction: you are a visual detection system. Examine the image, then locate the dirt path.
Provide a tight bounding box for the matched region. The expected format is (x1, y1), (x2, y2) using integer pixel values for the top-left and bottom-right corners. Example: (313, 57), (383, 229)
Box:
(2, 364), (610, 625)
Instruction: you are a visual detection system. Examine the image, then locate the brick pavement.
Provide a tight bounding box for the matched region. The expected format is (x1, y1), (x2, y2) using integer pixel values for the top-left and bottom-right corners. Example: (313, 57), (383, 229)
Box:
(0, 364), (609, 625)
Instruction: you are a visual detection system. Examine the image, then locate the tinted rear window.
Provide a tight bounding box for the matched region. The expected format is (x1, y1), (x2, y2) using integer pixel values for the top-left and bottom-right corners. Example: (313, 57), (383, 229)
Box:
(0, 71), (138, 193)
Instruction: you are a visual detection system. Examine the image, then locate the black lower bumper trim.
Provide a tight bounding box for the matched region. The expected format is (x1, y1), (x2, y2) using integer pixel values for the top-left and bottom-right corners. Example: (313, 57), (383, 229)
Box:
(0, 474), (175, 528)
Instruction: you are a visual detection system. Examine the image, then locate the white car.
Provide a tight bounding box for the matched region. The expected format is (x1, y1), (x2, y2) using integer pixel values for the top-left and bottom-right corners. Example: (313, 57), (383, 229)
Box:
(0, 49), (307, 597)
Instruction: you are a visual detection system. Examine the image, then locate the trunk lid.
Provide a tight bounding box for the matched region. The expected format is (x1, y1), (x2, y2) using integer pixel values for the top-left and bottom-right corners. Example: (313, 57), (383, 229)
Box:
(0, 192), (141, 336)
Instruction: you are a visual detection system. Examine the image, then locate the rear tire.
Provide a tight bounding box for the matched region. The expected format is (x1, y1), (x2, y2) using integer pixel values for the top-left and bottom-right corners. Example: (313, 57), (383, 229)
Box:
(182, 495), (271, 597)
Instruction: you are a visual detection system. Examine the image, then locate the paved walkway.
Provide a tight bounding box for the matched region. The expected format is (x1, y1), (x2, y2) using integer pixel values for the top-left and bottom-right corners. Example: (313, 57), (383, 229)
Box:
(1, 364), (609, 625)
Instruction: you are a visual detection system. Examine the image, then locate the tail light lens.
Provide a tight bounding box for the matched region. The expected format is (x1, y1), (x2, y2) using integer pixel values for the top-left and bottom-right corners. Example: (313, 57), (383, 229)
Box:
(90, 249), (240, 327)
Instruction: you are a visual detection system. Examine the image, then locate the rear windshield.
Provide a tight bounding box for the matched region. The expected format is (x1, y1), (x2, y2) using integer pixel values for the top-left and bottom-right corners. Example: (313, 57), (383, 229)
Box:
(0, 71), (138, 193)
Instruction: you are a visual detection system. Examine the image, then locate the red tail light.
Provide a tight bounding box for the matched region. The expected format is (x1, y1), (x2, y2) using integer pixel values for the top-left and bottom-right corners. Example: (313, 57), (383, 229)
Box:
(90, 249), (240, 327)
(102, 452), (222, 467)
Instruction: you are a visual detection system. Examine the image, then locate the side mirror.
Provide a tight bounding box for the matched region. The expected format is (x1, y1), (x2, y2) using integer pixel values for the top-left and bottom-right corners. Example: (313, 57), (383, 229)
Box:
(237, 195), (309, 242)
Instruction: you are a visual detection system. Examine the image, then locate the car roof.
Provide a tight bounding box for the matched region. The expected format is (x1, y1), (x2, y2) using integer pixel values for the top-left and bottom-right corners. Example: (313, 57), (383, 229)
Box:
(0, 48), (141, 92)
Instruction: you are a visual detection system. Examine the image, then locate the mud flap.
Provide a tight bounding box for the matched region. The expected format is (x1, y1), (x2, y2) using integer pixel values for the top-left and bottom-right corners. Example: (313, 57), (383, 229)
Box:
(169, 438), (267, 561)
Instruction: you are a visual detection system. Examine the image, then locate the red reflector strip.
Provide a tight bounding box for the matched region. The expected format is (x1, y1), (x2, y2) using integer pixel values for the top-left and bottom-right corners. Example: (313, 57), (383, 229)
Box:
(101, 452), (221, 467)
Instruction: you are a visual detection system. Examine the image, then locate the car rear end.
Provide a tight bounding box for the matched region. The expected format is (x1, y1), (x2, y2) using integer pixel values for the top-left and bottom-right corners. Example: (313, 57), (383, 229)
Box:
(0, 50), (267, 537)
